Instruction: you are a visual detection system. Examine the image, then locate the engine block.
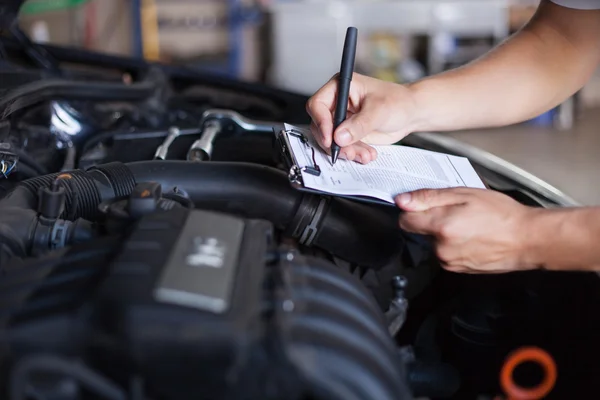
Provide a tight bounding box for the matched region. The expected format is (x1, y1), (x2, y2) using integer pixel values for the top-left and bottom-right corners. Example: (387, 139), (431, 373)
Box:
(1, 206), (412, 400)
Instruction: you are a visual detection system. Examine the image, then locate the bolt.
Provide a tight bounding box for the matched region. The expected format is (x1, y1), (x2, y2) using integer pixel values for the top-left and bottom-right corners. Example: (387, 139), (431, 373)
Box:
(283, 300), (295, 312)
(392, 276), (408, 298)
(393, 275), (408, 289)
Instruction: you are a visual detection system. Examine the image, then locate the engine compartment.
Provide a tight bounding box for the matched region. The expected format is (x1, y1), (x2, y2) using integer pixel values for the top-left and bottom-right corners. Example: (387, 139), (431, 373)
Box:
(0, 40), (599, 399)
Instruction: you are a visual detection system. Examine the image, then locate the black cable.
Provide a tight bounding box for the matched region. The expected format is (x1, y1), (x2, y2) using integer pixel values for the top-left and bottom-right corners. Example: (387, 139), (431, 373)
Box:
(80, 129), (123, 155)
(61, 144), (76, 171)
(13, 163), (38, 180)
(0, 79), (156, 119)
(11, 148), (47, 175)
(310, 147), (319, 171)
(9, 354), (127, 400)
(80, 127), (200, 156)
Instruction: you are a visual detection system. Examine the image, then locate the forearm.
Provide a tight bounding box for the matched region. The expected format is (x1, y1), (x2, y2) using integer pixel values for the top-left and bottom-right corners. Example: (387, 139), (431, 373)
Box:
(526, 207), (600, 272)
(407, 1), (600, 132)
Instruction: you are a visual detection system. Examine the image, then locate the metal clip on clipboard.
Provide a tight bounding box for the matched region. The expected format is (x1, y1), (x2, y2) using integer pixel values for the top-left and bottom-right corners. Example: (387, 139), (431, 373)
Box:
(275, 127), (321, 188)
(274, 126), (395, 208)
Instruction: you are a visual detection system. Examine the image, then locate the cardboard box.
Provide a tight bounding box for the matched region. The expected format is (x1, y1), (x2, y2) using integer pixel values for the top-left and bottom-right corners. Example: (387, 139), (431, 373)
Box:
(19, 0), (133, 56)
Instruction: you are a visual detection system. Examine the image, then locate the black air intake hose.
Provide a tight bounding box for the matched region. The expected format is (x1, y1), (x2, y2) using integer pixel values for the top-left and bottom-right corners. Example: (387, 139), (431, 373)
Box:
(0, 161), (402, 267)
(126, 161), (300, 228)
(0, 164), (136, 258)
(0, 163), (136, 220)
(125, 161), (403, 268)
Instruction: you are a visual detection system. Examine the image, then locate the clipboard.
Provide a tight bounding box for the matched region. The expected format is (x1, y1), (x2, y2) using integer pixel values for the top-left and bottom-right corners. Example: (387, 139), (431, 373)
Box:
(273, 124), (395, 207)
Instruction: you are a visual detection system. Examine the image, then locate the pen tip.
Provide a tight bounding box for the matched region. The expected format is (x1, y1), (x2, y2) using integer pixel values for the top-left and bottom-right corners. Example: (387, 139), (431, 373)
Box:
(331, 148), (340, 164)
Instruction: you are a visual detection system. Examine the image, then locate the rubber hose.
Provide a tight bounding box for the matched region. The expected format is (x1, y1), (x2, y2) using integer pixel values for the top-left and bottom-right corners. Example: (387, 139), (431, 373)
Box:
(313, 196), (403, 267)
(0, 163), (136, 220)
(125, 160), (301, 230)
(1, 161), (402, 268)
(0, 79), (156, 119)
(125, 161), (402, 268)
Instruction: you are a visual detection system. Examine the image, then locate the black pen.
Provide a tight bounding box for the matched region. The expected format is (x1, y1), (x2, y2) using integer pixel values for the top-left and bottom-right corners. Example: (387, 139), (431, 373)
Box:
(331, 26), (358, 165)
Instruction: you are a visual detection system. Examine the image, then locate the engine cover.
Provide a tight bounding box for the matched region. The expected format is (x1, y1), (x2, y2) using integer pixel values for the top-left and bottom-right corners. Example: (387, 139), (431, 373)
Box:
(1, 207), (412, 400)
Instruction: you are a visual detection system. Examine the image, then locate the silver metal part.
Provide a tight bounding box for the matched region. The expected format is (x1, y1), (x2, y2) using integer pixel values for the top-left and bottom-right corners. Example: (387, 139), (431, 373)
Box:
(187, 120), (221, 161)
(114, 127), (201, 141)
(198, 109), (274, 133)
(386, 276), (409, 336)
(186, 109), (275, 162)
(154, 126), (181, 160)
(299, 197), (328, 246)
(61, 141), (76, 171)
(288, 165), (302, 186)
(50, 101), (85, 142)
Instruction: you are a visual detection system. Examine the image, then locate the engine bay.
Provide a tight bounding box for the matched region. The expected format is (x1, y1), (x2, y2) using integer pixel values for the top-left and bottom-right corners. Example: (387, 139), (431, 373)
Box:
(0, 33), (599, 400)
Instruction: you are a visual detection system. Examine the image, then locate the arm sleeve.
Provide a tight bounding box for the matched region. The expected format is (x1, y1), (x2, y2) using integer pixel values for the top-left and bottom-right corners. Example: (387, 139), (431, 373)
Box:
(550, 0), (600, 9)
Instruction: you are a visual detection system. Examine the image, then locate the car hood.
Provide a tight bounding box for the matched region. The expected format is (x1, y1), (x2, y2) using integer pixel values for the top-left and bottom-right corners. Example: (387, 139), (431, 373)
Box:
(402, 132), (580, 208)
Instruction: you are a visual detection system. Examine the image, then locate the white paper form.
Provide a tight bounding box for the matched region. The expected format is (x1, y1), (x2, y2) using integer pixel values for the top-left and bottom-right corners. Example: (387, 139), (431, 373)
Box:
(284, 123), (486, 204)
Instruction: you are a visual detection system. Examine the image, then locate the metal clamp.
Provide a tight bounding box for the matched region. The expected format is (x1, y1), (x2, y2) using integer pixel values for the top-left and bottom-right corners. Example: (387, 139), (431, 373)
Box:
(298, 197), (328, 246)
(288, 165), (303, 186)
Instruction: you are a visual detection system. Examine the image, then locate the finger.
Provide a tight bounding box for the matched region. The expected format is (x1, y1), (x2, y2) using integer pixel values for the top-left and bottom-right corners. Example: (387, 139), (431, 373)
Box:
(310, 121), (328, 151)
(442, 265), (471, 274)
(341, 145), (356, 162)
(395, 188), (470, 212)
(306, 76), (339, 148)
(399, 208), (447, 236)
(332, 98), (385, 147)
(352, 142), (377, 164)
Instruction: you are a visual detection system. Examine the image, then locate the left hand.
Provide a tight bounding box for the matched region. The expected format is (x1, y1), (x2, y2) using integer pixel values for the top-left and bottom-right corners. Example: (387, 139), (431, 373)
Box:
(395, 188), (541, 274)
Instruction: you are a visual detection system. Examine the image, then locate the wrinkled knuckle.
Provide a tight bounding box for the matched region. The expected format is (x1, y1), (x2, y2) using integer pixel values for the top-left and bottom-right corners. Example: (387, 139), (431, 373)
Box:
(417, 189), (434, 203)
(437, 223), (456, 241)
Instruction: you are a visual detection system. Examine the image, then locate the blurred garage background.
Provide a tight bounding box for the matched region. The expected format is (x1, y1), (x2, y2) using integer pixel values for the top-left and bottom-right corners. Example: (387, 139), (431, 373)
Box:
(16, 0), (600, 205)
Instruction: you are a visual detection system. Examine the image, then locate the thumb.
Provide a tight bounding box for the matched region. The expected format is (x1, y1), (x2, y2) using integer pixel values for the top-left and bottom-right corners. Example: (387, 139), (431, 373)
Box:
(395, 188), (468, 211)
(333, 102), (382, 146)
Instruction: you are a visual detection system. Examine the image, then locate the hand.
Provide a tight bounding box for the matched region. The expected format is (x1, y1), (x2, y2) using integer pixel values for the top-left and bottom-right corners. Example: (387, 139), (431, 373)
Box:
(306, 73), (422, 163)
(395, 188), (542, 274)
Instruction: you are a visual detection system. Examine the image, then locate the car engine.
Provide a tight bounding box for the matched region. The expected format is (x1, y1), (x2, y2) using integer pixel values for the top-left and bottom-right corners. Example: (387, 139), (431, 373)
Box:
(0, 33), (600, 400)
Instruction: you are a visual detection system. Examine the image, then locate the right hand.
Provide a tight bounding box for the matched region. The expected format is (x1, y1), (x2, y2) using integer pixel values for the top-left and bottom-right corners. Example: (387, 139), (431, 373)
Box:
(306, 73), (421, 163)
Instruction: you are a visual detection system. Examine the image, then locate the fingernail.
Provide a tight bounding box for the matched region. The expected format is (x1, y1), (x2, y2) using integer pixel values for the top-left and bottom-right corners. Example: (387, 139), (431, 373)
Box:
(397, 193), (412, 206)
(354, 155), (362, 163)
(337, 130), (352, 145)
